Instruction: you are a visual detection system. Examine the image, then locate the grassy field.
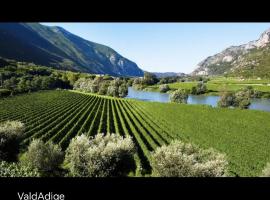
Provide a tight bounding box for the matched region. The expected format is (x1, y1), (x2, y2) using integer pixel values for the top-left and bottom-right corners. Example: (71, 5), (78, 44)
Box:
(1, 90), (270, 176)
(145, 77), (270, 95)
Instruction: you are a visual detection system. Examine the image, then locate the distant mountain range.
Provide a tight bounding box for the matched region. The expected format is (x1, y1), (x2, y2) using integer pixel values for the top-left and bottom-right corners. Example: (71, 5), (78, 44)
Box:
(192, 28), (270, 78)
(0, 23), (144, 77)
(152, 72), (187, 78)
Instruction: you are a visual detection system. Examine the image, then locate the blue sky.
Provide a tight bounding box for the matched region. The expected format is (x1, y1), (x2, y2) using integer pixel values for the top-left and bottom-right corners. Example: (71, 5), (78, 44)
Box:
(42, 23), (270, 73)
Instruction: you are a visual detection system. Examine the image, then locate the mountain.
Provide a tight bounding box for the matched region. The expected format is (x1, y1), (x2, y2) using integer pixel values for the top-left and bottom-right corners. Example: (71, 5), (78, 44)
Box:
(0, 23), (144, 77)
(192, 28), (270, 77)
(152, 72), (186, 78)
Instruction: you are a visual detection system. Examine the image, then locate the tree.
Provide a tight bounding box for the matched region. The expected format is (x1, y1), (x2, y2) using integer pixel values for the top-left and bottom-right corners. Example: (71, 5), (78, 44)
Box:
(234, 90), (251, 109)
(191, 82), (207, 95)
(118, 83), (128, 98)
(133, 78), (141, 85)
(41, 76), (54, 90)
(191, 86), (197, 95)
(170, 89), (188, 104)
(217, 91), (235, 108)
(0, 161), (40, 177)
(159, 84), (170, 93)
(66, 72), (80, 86)
(21, 139), (64, 176)
(64, 134), (136, 177)
(143, 72), (158, 85)
(31, 76), (42, 91)
(196, 82), (207, 94)
(151, 140), (228, 177)
(260, 163), (270, 177)
(243, 86), (262, 98)
(98, 81), (109, 95)
(218, 90), (251, 109)
(17, 78), (27, 92)
(3, 77), (17, 90)
(107, 85), (119, 97)
(0, 121), (25, 161)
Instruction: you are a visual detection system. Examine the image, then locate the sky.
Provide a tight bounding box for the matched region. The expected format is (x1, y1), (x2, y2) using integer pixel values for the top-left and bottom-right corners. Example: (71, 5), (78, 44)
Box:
(42, 23), (270, 74)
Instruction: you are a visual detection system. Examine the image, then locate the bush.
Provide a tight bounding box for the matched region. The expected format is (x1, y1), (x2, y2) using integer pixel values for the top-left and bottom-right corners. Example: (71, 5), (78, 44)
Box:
(234, 91), (251, 109)
(217, 91), (235, 108)
(196, 82), (207, 94)
(107, 85), (119, 97)
(98, 82), (109, 95)
(260, 163), (270, 177)
(64, 133), (136, 177)
(191, 86), (197, 95)
(151, 140), (228, 177)
(170, 89), (188, 104)
(118, 84), (128, 98)
(0, 121), (25, 161)
(0, 161), (40, 177)
(159, 84), (170, 93)
(21, 139), (64, 176)
(191, 82), (207, 95)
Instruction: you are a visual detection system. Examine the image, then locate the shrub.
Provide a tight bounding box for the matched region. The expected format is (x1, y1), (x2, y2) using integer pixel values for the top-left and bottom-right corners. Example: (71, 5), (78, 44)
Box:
(234, 91), (251, 109)
(21, 139), (64, 176)
(260, 163), (270, 177)
(0, 121), (25, 161)
(196, 82), (207, 94)
(159, 84), (170, 93)
(0, 161), (40, 177)
(118, 84), (128, 98)
(217, 91), (235, 108)
(191, 82), (207, 95)
(98, 82), (109, 95)
(170, 89), (188, 104)
(243, 86), (262, 98)
(191, 86), (197, 95)
(64, 133), (136, 177)
(151, 140), (228, 177)
(107, 85), (119, 97)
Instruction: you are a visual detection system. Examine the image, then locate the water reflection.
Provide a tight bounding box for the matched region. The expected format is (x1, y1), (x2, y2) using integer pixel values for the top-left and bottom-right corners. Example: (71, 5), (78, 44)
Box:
(126, 87), (270, 112)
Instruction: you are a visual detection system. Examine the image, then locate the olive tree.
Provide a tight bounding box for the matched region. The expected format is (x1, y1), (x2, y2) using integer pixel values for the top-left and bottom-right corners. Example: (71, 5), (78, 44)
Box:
(0, 121), (25, 161)
(151, 140), (228, 177)
(64, 133), (136, 177)
(217, 91), (235, 108)
(196, 82), (207, 94)
(170, 89), (188, 104)
(260, 163), (270, 177)
(107, 85), (119, 97)
(21, 139), (64, 176)
(218, 90), (251, 109)
(0, 161), (40, 177)
(98, 81), (109, 95)
(191, 82), (207, 95)
(118, 83), (128, 98)
(159, 84), (170, 93)
(234, 90), (251, 109)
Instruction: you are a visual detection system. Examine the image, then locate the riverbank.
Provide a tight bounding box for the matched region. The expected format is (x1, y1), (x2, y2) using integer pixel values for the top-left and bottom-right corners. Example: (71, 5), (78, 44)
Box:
(126, 87), (270, 112)
(142, 82), (270, 98)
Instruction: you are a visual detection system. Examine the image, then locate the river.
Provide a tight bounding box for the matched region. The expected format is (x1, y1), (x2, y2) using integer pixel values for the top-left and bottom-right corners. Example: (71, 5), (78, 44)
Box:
(125, 87), (270, 112)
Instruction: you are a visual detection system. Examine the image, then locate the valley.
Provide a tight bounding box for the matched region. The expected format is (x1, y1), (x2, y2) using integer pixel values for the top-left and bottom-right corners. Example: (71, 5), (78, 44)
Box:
(1, 90), (270, 176)
(1, 23), (270, 177)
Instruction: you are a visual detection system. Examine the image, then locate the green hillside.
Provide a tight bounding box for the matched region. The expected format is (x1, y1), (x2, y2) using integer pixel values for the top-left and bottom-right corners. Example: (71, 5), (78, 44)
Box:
(0, 23), (143, 76)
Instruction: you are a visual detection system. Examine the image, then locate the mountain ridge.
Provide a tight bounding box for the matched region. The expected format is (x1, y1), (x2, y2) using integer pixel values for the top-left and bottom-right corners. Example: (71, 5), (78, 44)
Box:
(192, 28), (270, 77)
(0, 23), (144, 77)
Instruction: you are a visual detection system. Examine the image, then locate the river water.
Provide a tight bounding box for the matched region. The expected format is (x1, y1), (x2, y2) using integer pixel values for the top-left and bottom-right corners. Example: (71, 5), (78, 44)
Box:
(125, 87), (270, 112)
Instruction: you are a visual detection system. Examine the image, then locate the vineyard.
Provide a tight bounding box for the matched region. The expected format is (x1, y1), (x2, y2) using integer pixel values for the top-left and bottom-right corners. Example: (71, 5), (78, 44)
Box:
(1, 90), (270, 176)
